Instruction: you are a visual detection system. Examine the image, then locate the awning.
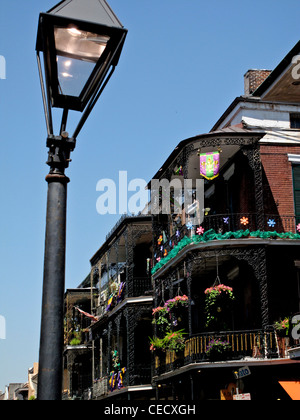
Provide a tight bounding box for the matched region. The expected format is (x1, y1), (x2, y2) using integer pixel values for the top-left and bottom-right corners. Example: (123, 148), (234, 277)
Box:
(279, 381), (300, 400)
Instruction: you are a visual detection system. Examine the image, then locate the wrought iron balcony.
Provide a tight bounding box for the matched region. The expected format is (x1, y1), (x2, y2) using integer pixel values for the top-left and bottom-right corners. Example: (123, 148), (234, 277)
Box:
(92, 364), (151, 399)
(153, 213), (299, 269)
(96, 277), (152, 320)
(153, 328), (292, 377)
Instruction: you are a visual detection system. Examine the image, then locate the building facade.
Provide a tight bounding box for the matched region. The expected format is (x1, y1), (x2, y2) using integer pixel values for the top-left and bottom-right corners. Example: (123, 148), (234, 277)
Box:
(64, 42), (300, 400)
(150, 41), (300, 401)
(63, 215), (154, 400)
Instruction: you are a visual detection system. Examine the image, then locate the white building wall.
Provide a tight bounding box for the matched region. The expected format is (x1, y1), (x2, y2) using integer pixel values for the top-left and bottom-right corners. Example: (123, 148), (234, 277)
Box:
(219, 101), (300, 143)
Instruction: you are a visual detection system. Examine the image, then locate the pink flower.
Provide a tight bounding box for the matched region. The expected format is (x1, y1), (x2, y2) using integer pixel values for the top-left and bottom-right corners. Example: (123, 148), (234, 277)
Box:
(152, 306), (165, 315)
(297, 224), (300, 233)
(205, 284), (233, 294)
(197, 227), (205, 235)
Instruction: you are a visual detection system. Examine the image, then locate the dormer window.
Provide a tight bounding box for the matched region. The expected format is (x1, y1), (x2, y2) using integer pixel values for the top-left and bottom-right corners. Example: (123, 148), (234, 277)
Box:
(290, 113), (300, 129)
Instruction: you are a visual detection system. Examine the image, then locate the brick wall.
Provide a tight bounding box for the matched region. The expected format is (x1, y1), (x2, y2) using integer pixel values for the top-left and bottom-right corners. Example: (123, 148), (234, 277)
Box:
(244, 70), (272, 95)
(260, 144), (300, 216)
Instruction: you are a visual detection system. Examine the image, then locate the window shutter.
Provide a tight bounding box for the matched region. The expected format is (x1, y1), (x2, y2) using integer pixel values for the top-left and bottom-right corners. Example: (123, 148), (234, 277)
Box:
(293, 165), (300, 218)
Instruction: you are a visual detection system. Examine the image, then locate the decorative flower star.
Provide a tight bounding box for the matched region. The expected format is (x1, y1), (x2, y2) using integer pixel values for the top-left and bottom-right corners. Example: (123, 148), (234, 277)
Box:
(197, 227), (205, 235)
(297, 223), (300, 233)
(240, 217), (249, 226)
(157, 235), (163, 245)
(176, 230), (181, 238)
(202, 208), (211, 216)
(267, 219), (276, 228)
(156, 257), (161, 262)
(223, 217), (229, 224)
(174, 165), (183, 176)
(186, 221), (193, 230)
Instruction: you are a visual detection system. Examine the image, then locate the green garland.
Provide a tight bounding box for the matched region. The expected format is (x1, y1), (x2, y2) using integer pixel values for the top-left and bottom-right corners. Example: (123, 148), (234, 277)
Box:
(152, 229), (300, 275)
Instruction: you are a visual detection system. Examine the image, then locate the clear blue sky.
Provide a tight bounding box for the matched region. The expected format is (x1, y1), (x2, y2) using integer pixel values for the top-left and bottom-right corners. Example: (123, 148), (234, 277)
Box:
(0, 0), (299, 392)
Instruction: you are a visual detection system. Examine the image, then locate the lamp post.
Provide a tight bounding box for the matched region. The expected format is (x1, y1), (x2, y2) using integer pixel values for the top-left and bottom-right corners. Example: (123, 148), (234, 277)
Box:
(36, 0), (127, 400)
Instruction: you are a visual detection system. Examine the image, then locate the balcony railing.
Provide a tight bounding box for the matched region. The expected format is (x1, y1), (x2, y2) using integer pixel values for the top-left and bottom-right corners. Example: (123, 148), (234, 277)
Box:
(184, 329), (278, 362)
(154, 328), (284, 376)
(92, 365), (151, 399)
(154, 213), (298, 264)
(96, 277), (152, 320)
(93, 377), (109, 399)
(131, 277), (152, 298)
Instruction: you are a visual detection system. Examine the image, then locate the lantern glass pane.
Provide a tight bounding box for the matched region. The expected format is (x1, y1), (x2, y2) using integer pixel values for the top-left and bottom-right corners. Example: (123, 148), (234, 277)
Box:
(56, 56), (96, 97)
(54, 26), (110, 97)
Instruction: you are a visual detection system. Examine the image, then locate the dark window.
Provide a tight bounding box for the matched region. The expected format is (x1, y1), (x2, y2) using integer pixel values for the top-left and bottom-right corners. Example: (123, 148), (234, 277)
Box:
(290, 113), (300, 129)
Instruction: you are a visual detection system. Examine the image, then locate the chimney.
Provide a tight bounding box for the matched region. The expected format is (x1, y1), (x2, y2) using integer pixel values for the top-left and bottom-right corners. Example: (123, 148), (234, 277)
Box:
(244, 69), (272, 95)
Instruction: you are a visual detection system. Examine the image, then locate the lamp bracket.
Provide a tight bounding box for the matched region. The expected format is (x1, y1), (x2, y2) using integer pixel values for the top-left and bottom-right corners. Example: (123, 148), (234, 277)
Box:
(46, 135), (76, 174)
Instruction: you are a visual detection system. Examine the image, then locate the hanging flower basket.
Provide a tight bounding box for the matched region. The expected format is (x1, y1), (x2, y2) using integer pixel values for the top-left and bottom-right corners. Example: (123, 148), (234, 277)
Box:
(152, 306), (171, 333)
(204, 284), (235, 329)
(165, 295), (189, 327)
(152, 296), (189, 330)
(150, 295), (189, 354)
(165, 295), (189, 310)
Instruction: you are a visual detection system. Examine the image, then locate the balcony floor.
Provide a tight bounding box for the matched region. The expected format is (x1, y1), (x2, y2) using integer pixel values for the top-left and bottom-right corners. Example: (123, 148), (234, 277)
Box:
(153, 356), (300, 382)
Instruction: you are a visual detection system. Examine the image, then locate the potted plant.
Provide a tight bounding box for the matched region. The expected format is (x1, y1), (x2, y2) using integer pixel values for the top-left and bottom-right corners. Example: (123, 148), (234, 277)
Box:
(150, 297), (189, 360)
(70, 329), (82, 346)
(165, 295), (189, 326)
(274, 318), (289, 337)
(152, 306), (171, 333)
(204, 284), (235, 329)
(274, 317), (290, 358)
(165, 295), (189, 310)
(205, 338), (231, 361)
(149, 336), (166, 353)
(165, 329), (187, 353)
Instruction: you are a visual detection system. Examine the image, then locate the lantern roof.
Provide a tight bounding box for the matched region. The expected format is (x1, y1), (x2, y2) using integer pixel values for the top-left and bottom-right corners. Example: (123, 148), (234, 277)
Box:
(47, 0), (124, 29)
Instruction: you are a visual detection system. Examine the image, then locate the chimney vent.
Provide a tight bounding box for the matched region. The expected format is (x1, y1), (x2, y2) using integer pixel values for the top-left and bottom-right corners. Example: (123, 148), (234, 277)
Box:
(244, 69), (272, 95)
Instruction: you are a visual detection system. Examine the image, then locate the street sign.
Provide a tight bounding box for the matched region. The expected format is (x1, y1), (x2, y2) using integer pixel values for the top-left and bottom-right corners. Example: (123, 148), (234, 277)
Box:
(234, 366), (251, 380)
(233, 393), (251, 400)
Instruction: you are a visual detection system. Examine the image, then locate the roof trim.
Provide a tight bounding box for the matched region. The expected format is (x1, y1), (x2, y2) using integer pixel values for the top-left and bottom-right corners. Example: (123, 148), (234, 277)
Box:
(253, 40), (300, 97)
(210, 96), (260, 132)
(90, 214), (152, 266)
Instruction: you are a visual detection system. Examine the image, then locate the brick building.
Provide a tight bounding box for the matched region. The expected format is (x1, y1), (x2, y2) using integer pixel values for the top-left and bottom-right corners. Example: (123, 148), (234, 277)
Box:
(150, 41), (300, 400)
(65, 41), (300, 400)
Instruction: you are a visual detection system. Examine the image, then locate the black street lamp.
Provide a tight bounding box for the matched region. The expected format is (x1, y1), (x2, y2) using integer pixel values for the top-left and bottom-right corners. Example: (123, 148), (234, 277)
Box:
(35, 0), (127, 400)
